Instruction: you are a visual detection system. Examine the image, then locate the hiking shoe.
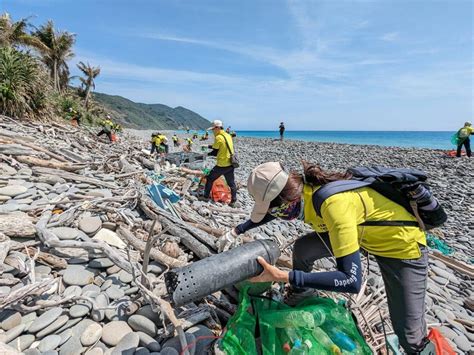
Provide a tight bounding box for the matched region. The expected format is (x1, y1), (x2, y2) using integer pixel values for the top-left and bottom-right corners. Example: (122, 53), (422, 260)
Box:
(285, 287), (319, 306)
(196, 195), (210, 202)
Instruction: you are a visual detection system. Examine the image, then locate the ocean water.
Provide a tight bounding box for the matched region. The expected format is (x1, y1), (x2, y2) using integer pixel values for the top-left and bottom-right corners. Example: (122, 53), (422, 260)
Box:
(234, 131), (455, 150)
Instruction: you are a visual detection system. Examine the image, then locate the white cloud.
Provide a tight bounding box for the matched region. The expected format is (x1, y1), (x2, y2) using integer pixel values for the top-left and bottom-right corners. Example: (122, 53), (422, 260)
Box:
(380, 32), (399, 42)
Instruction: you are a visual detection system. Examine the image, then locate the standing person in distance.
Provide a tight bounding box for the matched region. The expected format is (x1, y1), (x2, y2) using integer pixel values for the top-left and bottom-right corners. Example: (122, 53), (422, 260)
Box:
(455, 121), (473, 157)
(199, 120), (237, 207)
(279, 122), (285, 141)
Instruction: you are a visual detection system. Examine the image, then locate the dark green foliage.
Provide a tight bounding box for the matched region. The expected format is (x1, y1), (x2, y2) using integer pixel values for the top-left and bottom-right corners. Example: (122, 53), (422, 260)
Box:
(0, 46), (51, 118)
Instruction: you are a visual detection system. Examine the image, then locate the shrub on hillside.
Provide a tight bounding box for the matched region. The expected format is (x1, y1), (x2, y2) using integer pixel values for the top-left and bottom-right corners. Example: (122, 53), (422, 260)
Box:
(0, 46), (51, 118)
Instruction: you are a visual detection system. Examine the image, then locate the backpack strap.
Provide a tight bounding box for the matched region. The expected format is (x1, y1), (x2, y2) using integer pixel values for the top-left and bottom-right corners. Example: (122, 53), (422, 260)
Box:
(359, 220), (419, 227)
(313, 180), (372, 217)
(222, 134), (234, 155)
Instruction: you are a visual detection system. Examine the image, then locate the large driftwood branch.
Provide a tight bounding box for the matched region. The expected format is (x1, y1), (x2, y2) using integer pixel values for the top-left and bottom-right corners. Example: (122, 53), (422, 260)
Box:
(117, 226), (186, 268)
(15, 155), (86, 172)
(158, 216), (213, 260)
(137, 156), (155, 170)
(141, 195), (217, 250)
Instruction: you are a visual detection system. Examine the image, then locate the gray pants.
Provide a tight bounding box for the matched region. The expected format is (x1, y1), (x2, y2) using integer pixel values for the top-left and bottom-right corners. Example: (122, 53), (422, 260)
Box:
(293, 232), (428, 354)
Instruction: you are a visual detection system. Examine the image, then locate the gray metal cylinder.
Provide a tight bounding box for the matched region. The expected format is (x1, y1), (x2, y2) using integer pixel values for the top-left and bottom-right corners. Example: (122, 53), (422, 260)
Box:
(164, 240), (280, 307)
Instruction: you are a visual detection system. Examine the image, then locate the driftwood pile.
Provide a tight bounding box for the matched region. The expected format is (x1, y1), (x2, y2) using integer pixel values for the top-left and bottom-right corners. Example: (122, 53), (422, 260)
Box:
(0, 116), (240, 354)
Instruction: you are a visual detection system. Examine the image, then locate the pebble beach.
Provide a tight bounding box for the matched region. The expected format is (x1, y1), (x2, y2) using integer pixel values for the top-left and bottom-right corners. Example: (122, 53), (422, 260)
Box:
(0, 121), (472, 354)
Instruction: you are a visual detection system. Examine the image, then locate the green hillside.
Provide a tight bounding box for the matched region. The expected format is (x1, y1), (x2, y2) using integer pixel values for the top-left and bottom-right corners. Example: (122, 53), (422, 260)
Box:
(93, 92), (211, 129)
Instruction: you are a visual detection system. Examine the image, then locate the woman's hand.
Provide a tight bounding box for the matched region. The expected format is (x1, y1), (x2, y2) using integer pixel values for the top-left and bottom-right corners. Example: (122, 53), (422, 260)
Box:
(249, 257), (289, 283)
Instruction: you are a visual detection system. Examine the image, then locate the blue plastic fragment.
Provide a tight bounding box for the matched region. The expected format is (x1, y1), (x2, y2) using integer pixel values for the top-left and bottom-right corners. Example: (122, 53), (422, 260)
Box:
(147, 183), (180, 210)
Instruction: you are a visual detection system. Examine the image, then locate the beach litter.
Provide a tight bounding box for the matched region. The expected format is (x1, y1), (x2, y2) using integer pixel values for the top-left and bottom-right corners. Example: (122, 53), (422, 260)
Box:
(0, 116), (472, 354)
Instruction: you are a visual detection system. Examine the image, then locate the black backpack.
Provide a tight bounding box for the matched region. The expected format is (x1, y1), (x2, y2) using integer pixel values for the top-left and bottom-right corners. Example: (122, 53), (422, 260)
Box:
(313, 166), (447, 230)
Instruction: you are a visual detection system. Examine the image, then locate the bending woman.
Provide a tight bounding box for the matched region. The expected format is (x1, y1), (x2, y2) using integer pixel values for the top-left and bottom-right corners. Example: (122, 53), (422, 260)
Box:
(230, 161), (434, 354)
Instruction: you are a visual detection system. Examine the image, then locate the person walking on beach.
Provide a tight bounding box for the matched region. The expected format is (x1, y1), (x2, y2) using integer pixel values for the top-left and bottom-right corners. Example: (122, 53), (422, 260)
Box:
(199, 120), (237, 206)
(222, 161), (442, 354)
(279, 122), (285, 141)
(97, 115), (114, 142)
(455, 121), (473, 157)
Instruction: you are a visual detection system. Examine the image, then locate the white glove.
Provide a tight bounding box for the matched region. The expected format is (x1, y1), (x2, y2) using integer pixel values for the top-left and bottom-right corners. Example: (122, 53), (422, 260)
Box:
(218, 228), (239, 253)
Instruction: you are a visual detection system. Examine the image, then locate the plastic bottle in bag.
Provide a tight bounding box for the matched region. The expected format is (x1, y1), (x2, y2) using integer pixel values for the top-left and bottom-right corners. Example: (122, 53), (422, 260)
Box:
(327, 329), (357, 352)
(311, 308), (326, 326)
(264, 310), (315, 328)
(313, 327), (342, 354)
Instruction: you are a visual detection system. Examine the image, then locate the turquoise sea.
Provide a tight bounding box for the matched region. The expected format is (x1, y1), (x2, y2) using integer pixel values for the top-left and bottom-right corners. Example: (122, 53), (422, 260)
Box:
(234, 131), (455, 150)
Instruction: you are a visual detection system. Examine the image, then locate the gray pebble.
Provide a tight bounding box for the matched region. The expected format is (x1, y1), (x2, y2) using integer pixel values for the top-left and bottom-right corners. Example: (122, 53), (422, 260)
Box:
(89, 258), (114, 268)
(0, 310), (21, 330)
(137, 331), (161, 352)
(135, 347), (150, 355)
(50, 227), (81, 240)
(70, 304), (91, 318)
(128, 315), (158, 337)
(111, 332), (139, 355)
(0, 323), (26, 346)
(7, 333), (35, 351)
(106, 286), (125, 300)
(136, 305), (161, 324)
(59, 335), (84, 355)
(36, 315), (69, 339)
(63, 265), (97, 286)
(28, 307), (62, 333)
(160, 347), (180, 355)
(81, 323), (103, 346)
(118, 270), (133, 283)
(38, 334), (61, 352)
(453, 334), (471, 352)
(101, 321), (133, 346)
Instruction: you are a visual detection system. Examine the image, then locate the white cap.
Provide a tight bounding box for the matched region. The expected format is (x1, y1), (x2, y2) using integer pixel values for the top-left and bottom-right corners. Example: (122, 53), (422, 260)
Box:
(207, 120), (223, 130)
(247, 162), (289, 223)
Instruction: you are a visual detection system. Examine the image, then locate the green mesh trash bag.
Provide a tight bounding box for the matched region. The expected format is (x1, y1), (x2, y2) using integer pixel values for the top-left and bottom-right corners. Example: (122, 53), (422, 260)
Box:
(220, 286), (258, 355)
(451, 133), (460, 146)
(220, 288), (372, 355)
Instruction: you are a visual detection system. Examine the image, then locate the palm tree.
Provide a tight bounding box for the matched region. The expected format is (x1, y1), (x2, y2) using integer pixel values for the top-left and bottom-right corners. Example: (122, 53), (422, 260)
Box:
(0, 13), (46, 50)
(33, 20), (75, 92)
(77, 61), (100, 110)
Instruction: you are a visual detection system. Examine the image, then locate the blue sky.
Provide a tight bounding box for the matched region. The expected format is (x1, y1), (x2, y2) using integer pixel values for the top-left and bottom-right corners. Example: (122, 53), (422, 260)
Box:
(2, 0), (472, 130)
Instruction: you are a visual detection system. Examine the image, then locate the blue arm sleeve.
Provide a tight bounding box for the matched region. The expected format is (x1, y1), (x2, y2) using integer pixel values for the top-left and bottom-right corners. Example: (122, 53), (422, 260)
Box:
(289, 250), (362, 293)
(235, 214), (276, 235)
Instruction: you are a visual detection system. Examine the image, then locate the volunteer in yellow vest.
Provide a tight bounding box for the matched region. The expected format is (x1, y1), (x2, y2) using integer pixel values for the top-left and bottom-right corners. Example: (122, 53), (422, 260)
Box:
(200, 120), (237, 206)
(172, 134), (180, 147)
(456, 121), (473, 157)
(150, 132), (169, 155)
(225, 161), (434, 354)
(184, 137), (193, 151)
(97, 115), (114, 142)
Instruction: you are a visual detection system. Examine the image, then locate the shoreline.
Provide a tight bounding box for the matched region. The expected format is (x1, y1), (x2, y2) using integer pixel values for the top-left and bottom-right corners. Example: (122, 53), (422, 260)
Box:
(127, 129), (456, 151)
